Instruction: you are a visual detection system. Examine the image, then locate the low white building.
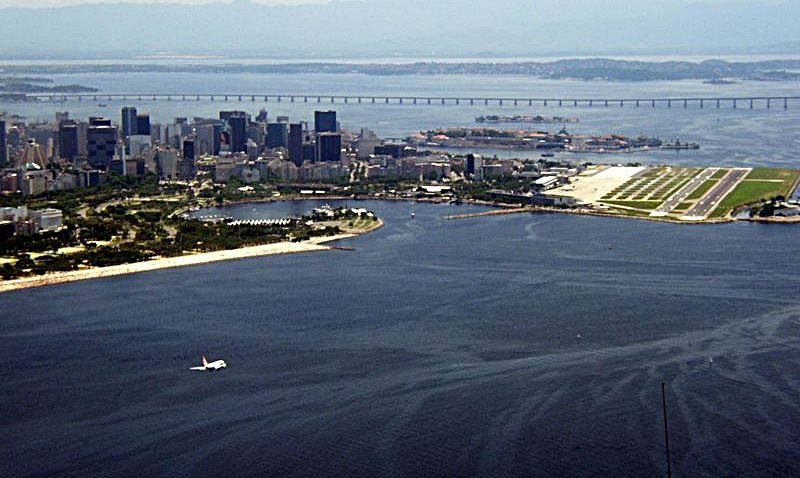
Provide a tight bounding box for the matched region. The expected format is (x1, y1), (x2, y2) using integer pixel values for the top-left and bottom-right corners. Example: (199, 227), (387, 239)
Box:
(30, 208), (63, 232)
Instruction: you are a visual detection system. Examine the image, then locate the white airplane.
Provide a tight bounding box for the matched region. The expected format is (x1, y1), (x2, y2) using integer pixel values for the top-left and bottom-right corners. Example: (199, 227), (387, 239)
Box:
(190, 356), (227, 372)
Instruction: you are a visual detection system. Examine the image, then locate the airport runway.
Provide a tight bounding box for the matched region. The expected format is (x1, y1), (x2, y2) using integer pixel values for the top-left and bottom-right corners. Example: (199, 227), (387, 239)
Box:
(684, 169), (750, 219)
(651, 168), (716, 216)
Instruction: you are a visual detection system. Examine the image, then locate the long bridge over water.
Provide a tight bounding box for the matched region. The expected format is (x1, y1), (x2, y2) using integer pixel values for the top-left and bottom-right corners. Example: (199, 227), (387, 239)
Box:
(12, 93), (800, 110)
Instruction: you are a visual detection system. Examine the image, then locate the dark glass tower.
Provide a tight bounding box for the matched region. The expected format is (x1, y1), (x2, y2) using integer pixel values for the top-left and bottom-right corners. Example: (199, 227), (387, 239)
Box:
(288, 123), (304, 166)
(314, 110), (337, 133)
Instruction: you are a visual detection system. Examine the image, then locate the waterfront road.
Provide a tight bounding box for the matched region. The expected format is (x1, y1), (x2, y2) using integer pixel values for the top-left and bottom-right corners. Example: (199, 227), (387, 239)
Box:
(650, 168), (717, 217)
(682, 169), (750, 220)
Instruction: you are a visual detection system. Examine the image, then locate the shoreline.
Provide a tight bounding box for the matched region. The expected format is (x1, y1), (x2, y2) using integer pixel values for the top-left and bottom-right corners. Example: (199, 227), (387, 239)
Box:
(445, 205), (740, 224)
(0, 220), (383, 294)
(219, 195), (796, 225)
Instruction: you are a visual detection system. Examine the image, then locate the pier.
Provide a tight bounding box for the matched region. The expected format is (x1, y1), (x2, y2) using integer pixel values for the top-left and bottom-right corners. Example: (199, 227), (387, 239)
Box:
(11, 93), (799, 110)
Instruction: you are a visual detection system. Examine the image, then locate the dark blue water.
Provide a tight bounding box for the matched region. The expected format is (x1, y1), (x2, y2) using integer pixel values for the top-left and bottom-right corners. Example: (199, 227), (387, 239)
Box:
(3, 200), (800, 477)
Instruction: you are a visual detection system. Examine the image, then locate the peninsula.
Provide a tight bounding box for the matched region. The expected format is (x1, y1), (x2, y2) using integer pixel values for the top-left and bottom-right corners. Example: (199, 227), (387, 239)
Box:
(0, 176), (382, 290)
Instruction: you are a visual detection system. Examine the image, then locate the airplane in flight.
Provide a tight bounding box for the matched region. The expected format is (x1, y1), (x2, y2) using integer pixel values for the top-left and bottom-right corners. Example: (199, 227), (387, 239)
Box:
(190, 356), (227, 372)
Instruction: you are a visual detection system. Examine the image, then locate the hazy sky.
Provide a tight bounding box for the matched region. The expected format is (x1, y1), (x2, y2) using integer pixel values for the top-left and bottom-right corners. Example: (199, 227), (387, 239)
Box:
(0, 0), (328, 6)
(0, 0), (774, 6)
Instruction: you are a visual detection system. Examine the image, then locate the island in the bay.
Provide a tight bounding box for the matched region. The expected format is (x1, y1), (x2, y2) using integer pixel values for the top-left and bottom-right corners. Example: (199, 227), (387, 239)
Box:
(1, 108), (799, 290)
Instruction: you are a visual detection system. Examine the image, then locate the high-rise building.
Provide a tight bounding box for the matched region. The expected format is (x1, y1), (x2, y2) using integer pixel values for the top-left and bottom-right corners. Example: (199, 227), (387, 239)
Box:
(87, 117), (118, 170)
(226, 112), (247, 153)
(196, 122), (223, 156)
(288, 123), (304, 166)
(181, 137), (196, 179)
(90, 117), (112, 127)
(182, 138), (194, 160)
(266, 122), (288, 149)
(77, 121), (89, 157)
(136, 114), (151, 136)
(316, 133), (342, 163)
(314, 110), (337, 133)
(0, 119), (7, 166)
(121, 106), (137, 138)
(58, 120), (79, 161)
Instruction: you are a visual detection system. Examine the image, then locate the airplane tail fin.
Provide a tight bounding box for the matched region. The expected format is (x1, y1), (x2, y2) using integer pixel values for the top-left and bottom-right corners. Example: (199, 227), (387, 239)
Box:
(202, 356), (208, 367)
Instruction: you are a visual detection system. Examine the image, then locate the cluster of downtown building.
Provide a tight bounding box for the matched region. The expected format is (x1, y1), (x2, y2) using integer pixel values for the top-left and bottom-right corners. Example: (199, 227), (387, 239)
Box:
(0, 108), (472, 196)
(0, 108), (586, 209)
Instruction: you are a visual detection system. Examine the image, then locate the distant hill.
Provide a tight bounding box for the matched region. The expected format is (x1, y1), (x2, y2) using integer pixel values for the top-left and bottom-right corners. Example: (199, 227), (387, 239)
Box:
(1, 0), (799, 58)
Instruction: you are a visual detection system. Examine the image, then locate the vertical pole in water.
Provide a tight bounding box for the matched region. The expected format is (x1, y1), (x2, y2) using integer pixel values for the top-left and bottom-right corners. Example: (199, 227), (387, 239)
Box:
(662, 382), (673, 478)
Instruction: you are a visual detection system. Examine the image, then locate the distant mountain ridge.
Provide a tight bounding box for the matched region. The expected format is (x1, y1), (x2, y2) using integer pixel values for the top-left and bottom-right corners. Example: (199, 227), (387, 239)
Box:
(4, 58), (800, 82)
(1, 0), (799, 58)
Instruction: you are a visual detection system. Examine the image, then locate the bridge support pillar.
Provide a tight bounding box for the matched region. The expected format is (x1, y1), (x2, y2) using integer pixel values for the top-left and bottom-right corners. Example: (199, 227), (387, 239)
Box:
(499, 99), (503, 106)
(766, 98), (770, 109)
(441, 98), (445, 105)
(485, 99), (489, 105)
(651, 100), (655, 108)
(573, 100), (577, 106)
(558, 100), (562, 107)
(635, 100), (640, 107)
(716, 99), (720, 108)
(514, 99), (518, 106)
(785, 98), (789, 110)
(456, 99), (460, 105)
(683, 99), (688, 108)
(371, 97), (375, 104)
(470, 99), (474, 105)
(733, 99), (737, 109)
(542, 99), (546, 107)
(749, 99), (754, 109)
(700, 99), (704, 108)
(667, 100), (672, 108)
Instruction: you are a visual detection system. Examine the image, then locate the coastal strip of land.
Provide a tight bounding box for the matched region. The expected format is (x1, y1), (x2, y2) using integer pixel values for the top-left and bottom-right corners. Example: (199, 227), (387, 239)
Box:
(0, 221), (382, 294)
(445, 206), (737, 224)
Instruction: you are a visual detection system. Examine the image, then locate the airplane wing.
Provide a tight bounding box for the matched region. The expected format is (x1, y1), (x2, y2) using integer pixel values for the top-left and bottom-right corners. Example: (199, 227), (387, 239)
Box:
(189, 366), (207, 371)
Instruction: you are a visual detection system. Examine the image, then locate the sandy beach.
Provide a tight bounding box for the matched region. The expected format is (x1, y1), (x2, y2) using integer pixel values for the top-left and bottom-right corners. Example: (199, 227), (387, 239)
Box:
(0, 233), (364, 294)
